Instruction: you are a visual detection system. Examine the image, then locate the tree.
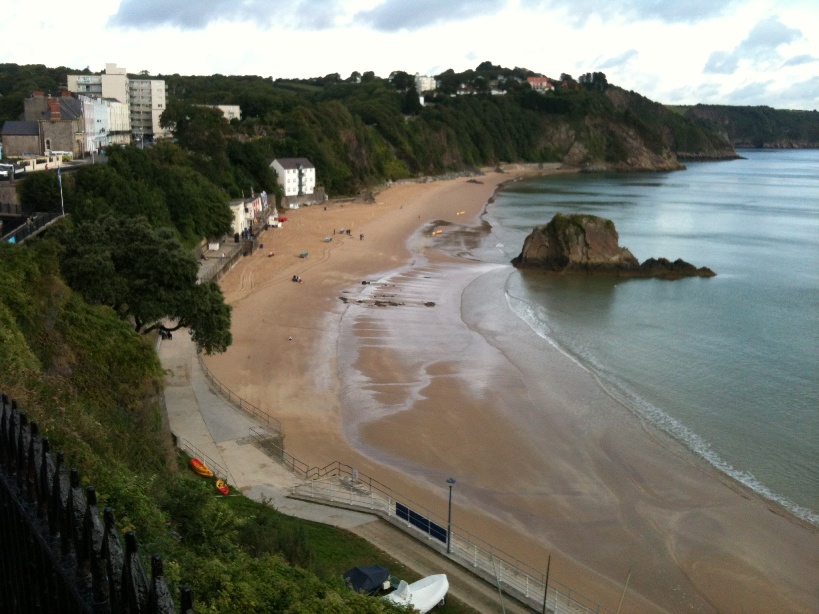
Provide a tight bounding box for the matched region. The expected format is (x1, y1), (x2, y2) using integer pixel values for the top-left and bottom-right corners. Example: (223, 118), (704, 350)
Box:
(436, 69), (461, 95)
(160, 102), (230, 165)
(389, 71), (414, 91)
(60, 214), (232, 354)
(18, 171), (62, 214)
(401, 85), (423, 115)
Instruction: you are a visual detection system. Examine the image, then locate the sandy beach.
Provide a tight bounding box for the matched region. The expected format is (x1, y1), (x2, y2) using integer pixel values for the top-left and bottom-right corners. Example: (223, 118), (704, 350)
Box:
(204, 169), (818, 613)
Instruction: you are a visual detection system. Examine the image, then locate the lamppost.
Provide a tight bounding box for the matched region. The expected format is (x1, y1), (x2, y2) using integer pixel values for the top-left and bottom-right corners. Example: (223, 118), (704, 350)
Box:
(446, 477), (456, 554)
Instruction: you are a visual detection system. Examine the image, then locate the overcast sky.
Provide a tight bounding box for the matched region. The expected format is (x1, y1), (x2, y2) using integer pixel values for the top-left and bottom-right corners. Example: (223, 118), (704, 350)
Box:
(3, 0), (818, 109)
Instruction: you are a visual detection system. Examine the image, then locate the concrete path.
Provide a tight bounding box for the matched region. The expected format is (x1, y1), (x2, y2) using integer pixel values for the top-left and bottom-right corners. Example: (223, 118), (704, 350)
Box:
(158, 328), (531, 613)
(159, 328), (377, 530)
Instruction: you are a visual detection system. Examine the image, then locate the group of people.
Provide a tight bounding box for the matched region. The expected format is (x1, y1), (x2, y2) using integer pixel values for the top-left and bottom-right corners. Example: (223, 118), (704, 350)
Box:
(292, 275), (303, 283)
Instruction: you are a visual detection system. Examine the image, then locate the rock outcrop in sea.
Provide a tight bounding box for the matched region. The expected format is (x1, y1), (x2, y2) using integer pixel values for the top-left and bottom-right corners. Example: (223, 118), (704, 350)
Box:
(511, 213), (716, 279)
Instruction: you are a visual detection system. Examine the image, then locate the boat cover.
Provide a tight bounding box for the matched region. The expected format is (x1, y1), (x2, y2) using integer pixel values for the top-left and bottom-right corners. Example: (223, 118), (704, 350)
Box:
(343, 565), (390, 594)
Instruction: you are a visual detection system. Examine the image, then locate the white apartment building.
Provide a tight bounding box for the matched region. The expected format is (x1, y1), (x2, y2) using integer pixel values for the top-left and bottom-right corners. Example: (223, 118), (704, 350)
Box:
(129, 78), (167, 141)
(107, 99), (131, 145)
(414, 74), (436, 93)
(66, 63), (167, 142)
(270, 158), (316, 197)
(67, 63), (129, 104)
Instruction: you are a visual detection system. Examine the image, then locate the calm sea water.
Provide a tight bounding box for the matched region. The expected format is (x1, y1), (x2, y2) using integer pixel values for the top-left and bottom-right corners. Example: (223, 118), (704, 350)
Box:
(477, 150), (819, 524)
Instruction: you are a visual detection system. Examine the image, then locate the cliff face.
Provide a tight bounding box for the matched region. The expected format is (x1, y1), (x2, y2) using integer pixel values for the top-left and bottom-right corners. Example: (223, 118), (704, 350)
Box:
(511, 213), (716, 279)
(605, 87), (739, 161)
(561, 118), (684, 172)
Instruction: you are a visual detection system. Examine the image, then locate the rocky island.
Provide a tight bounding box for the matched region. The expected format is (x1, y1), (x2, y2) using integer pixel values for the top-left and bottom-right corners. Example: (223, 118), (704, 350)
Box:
(511, 213), (716, 279)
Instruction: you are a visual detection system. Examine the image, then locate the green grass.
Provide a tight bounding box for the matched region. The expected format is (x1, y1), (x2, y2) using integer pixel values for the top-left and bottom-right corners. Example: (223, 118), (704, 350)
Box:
(221, 487), (480, 613)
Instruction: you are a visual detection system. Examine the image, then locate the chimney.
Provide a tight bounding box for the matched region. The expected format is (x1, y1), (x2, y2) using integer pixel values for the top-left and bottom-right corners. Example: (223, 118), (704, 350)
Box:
(61, 90), (72, 98)
(48, 98), (61, 120)
(33, 90), (45, 97)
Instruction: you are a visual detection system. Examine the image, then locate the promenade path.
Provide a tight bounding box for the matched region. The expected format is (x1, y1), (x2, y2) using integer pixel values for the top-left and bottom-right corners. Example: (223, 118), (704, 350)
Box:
(158, 327), (531, 614)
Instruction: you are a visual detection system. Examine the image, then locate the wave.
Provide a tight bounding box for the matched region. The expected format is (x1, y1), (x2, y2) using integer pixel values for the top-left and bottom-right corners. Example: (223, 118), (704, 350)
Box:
(505, 291), (819, 527)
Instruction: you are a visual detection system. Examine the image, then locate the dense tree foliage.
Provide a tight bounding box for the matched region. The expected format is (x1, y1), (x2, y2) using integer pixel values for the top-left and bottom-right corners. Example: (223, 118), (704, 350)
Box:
(59, 144), (233, 246)
(683, 105), (819, 147)
(59, 214), (232, 353)
(21, 144), (237, 354)
(17, 169), (62, 214)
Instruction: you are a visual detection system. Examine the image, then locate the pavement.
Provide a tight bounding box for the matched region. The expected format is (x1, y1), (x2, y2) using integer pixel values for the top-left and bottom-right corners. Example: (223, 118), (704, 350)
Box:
(157, 326), (532, 614)
(159, 327), (378, 531)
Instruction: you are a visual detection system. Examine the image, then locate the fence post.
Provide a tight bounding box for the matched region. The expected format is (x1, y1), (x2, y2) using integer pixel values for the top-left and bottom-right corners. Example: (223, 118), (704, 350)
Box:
(102, 507), (125, 611)
(122, 531), (149, 611)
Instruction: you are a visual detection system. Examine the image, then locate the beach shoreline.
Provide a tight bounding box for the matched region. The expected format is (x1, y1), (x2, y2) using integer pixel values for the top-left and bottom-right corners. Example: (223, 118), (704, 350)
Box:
(204, 167), (818, 614)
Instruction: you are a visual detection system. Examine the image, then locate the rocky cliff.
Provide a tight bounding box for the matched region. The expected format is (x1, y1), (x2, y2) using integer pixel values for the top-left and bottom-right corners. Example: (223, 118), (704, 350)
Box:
(511, 213), (716, 279)
(605, 87), (739, 162)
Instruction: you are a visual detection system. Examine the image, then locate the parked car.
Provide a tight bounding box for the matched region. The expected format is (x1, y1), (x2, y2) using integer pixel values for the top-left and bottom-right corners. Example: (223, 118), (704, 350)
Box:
(0, 163), (26, 180)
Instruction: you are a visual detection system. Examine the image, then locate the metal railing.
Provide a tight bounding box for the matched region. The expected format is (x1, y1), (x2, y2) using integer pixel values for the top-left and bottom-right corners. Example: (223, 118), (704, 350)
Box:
(2, 211), (63, 244)
(196, 356), (281, 435)
(175, 434), (235, 486)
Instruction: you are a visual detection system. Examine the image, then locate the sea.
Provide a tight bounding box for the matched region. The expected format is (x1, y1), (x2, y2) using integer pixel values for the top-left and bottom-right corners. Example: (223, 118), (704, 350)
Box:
(470, 149), (819, 525)
(340, 149), (818, 529)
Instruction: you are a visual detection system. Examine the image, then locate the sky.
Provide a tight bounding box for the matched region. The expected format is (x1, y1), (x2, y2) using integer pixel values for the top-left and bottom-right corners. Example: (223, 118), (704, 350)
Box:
(3, 0), (818, 110)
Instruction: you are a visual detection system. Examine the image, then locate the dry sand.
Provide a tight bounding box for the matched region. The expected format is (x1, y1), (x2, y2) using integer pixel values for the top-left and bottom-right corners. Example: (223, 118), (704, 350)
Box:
(204, 170), (818, 614)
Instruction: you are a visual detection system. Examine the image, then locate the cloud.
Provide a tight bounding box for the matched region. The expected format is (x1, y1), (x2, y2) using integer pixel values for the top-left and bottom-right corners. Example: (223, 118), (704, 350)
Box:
(355, 0), (505, 31)
(597, 50), (639, 70)
(704, 51), (740, 74)
(724, 80), (773, 104)
(704, 16), (803, 74)
(521, 0), (738, 25)
(723, 77), (819, 109)
(782, 54), (818, 68)
(769, 76), (819, 110)
(109, 0), (343, 30)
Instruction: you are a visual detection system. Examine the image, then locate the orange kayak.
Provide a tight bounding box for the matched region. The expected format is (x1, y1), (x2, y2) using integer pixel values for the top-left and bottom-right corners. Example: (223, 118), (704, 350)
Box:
(215, 479), (229, 496)
(190, 458), (214, 478)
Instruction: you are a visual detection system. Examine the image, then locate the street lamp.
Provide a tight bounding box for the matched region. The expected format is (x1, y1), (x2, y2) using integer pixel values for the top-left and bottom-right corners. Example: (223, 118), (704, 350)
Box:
(446, 477), (456, 554)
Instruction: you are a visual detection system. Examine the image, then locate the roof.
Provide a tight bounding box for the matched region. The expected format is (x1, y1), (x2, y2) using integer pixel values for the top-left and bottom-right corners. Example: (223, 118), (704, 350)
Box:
(2, 120), (39, 136)
(59, 97), (83, 120)
(272, 157), (314, 170)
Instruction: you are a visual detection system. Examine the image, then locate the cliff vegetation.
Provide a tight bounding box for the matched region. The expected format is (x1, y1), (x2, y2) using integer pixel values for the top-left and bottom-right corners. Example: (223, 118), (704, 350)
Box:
(677, 104), (819, 149)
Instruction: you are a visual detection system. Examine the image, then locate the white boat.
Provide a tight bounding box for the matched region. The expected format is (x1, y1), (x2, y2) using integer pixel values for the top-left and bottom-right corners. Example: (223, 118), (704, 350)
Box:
(384, 574), (449, 613)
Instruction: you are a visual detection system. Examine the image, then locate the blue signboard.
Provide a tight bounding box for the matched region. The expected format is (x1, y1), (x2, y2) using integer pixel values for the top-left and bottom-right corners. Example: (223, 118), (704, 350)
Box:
(396, 502), (447, 543)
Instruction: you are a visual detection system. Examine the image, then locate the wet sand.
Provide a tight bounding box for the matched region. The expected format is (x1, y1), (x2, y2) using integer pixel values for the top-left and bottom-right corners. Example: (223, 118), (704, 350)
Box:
(204, 170), (818, 613)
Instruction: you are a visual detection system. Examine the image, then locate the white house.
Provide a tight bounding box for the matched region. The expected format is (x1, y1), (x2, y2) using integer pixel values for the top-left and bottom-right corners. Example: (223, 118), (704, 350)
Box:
(229, 198), (253, 236)
(414, 74), (436, 93)
(270, 158), (316, 197)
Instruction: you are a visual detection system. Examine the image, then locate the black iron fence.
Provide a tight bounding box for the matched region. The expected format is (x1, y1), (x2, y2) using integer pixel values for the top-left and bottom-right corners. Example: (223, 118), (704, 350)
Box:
(0, 393), (193, 613)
